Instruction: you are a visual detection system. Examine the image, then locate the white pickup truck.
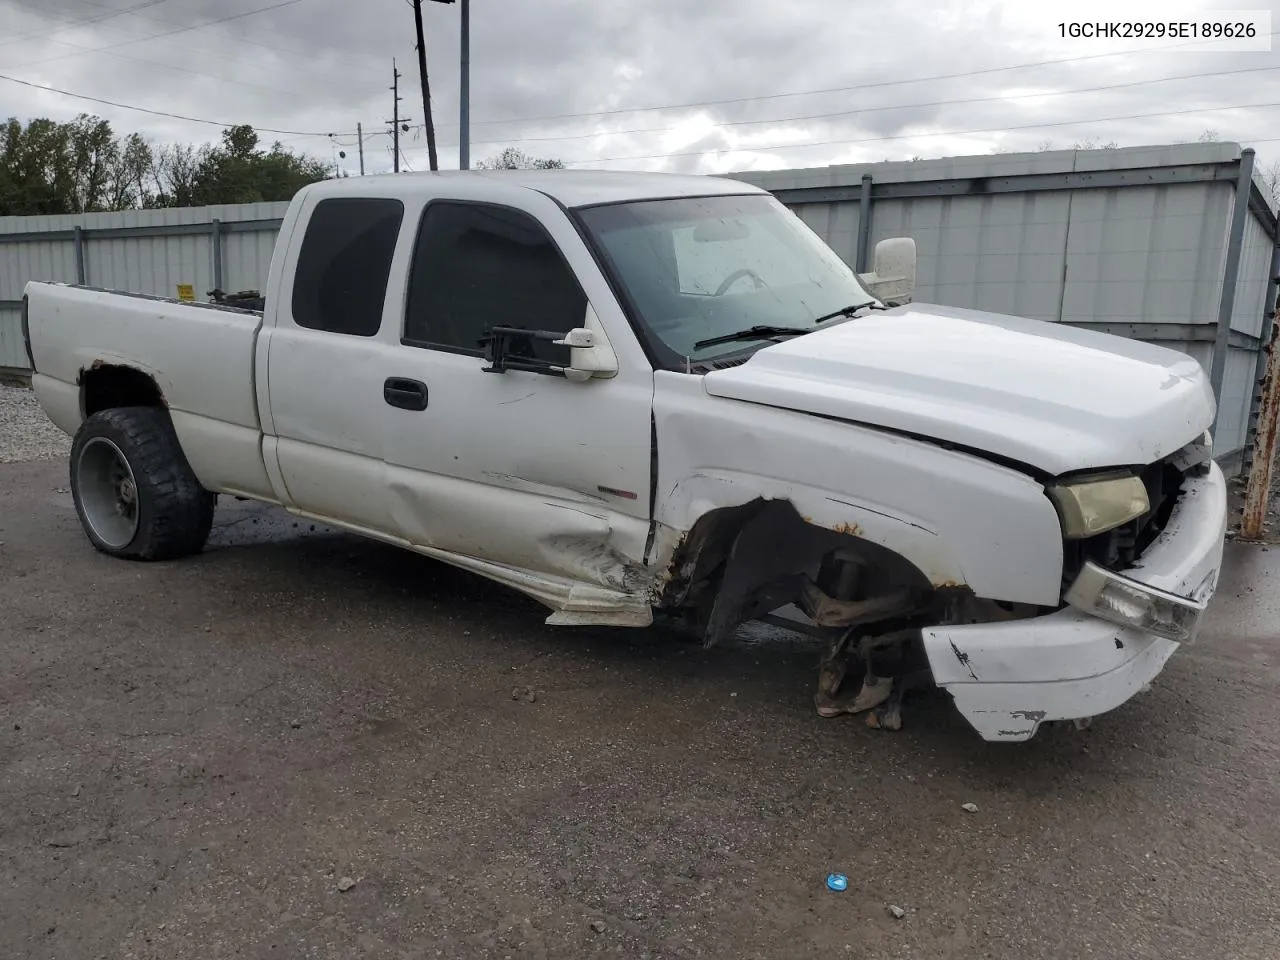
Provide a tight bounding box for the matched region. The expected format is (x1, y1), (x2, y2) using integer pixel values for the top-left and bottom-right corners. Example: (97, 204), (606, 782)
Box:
(22, 170), (1227, 741)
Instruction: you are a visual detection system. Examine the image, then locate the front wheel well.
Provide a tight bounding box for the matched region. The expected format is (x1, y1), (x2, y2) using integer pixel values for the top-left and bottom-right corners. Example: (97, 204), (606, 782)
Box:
(658, 498), (937, 645)
(80, 364), (165, 418)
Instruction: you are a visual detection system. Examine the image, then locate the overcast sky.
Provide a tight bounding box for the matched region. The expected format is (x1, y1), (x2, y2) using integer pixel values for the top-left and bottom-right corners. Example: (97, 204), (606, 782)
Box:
(1, 0), (1277, 179)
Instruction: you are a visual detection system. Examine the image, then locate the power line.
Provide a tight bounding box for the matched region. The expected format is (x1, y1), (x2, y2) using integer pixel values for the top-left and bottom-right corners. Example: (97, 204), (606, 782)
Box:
(7, 33), (324, 103)
(5, 0), (307, 71)
(0, 0), (177, 49)
(0, 0), (331, 101)
(562, 100), (1280, 166)
(407, 30), (1280, 132)
(12, 0), (388, 72)
(414, 64), (1280, 151)
(0, 70), (337, 136)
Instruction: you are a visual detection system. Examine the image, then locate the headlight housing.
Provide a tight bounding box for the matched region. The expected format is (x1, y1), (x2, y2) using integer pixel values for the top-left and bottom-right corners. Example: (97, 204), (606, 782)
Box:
(1048, 472), (1149, 539)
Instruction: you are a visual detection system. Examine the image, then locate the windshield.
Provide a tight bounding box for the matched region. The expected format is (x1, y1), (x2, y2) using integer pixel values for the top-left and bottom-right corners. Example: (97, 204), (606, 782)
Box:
(576, 193), (876, 368)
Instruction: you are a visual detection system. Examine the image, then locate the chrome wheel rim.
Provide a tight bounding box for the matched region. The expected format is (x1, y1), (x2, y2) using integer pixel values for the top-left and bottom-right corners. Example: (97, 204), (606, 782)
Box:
(77, 437), (140, 549)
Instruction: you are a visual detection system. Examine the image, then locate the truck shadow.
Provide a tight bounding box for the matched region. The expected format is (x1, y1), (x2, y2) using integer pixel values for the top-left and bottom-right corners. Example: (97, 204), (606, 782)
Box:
(199, 499), (1216, 790)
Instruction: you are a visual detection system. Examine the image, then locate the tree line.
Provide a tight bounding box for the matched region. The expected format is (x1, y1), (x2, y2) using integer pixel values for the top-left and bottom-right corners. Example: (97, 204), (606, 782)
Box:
(0, 115), (573, 217)
(0, 115), (331, 216)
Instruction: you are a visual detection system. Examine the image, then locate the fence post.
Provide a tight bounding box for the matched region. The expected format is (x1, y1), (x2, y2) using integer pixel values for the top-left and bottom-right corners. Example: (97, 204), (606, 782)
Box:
(1241, 303), (1280, 539)
(211, 218), (224, 295)
(73, 226), (86, 284)
(1240, 238), (1280, 538)
(1243, 239), (1280, 467)
(855, 174), (874, 272)
(1209, 147), (1256, 434)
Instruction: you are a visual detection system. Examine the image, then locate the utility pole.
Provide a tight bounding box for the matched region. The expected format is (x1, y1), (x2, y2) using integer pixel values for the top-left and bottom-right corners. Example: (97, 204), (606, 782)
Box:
(459, 0), (470, 169)
(386, 60), (411, 174)
(412, 0), (439, 171)
(356, 122), (365, 176)
(392, 61), (401, 173)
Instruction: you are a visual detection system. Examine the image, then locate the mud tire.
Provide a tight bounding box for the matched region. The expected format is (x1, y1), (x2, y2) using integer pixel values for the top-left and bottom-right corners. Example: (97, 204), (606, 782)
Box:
(69, 406), (216, 560)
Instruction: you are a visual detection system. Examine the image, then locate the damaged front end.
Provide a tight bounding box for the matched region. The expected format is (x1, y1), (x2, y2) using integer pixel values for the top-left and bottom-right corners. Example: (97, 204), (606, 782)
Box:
(652, 498), (1046, 734)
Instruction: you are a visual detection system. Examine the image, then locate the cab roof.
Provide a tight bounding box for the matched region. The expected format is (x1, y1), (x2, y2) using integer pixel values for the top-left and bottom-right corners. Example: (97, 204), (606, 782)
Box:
(309, 168), (766, 209)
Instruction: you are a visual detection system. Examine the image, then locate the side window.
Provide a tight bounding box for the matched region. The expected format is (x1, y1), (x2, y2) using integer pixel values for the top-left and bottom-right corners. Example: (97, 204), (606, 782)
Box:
(404, 201), (586, 363)
(292, 197), (404, 336)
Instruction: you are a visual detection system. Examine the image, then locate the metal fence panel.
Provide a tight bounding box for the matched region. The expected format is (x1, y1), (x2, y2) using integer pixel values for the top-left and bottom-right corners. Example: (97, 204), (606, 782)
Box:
(868, 191), (1072, 322)
(222, 227), (281, 292)
(89, 232), (213, 298)
(0, 304), (24, 369)
(0, 238), (77, 299)
(1219, 345), (1263, 456)
(1232, 211), (1274, 339)
(1059, 183), (1230, 327)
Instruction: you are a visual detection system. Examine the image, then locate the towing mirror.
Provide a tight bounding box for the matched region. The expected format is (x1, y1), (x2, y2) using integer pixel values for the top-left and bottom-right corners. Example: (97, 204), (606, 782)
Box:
(554, 325), (619, 382)
(857, 237), (916, 306)
(479, 306), (619, 382)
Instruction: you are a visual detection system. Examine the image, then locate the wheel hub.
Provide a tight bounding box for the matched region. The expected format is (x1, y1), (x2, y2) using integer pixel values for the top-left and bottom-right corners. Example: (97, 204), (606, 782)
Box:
(117, 476), (136, 514)
(76, 436), (141, 549)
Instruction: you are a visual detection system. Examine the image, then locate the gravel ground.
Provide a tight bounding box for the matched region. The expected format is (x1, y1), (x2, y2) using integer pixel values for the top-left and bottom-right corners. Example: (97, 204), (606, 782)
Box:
(2, 460), (1278, 960)
(0, 384), (70, 464)
(3, 392), (1280, 958)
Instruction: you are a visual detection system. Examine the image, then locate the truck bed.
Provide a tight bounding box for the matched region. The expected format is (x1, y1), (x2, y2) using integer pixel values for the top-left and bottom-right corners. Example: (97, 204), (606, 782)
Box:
(25, 282), (272, 499)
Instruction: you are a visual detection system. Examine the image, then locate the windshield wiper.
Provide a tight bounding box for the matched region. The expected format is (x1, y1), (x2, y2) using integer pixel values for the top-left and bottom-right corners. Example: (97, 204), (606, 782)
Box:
(693, 325), (811, 350)
(812, 300), (883, 324)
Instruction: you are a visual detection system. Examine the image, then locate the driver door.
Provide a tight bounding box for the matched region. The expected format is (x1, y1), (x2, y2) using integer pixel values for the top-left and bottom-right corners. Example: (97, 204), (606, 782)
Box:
(377, 196), (655, 603)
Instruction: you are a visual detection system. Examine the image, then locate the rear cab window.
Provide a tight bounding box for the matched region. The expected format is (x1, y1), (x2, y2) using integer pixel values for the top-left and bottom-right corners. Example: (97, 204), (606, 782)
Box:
(291, 197), (405, 336)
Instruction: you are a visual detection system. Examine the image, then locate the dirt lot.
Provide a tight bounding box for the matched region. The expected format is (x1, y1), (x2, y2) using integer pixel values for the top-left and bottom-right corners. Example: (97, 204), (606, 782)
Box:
(3, 456), (1280, 960)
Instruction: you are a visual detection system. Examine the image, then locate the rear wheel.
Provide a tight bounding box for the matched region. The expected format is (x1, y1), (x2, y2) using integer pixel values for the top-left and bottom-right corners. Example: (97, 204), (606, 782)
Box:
(70, 406), (216, 560)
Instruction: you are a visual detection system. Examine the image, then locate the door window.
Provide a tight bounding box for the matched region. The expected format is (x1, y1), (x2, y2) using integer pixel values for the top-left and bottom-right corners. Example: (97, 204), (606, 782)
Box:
(403, 201), (585, 364)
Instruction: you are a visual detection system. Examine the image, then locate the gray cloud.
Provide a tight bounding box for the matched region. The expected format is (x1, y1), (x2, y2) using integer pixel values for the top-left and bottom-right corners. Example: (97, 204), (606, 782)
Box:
(1, 0), (1277, 178)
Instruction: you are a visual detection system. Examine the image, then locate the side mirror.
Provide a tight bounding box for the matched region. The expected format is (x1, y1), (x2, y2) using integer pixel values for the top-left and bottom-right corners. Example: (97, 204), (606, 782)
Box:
(857, 237), (916, 306)
(478, 305), (619, 382)
(557, 306), (619, 382)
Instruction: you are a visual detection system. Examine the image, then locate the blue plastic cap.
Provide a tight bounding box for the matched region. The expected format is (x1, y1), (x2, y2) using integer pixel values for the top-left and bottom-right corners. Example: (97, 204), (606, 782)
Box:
(826, 873), (848, 892)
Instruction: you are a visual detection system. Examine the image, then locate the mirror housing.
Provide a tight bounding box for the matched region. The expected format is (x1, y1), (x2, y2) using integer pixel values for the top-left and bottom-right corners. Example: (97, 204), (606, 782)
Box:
(856, 237), (916, 306)
(558, 305), (619, 382)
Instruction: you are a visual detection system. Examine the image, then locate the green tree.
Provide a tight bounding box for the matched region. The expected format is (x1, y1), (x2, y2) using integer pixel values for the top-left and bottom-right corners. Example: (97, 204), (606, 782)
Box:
(0, 114), (165, 214)
(174, 125), (330, 206)
(0, 116), (329, 214)
(476, 146), (565, 170)
(148, 142), (205, 208)
(0, 117), (74, 215)
(106, 133), (155, 210)
(65, 114), (119, 212)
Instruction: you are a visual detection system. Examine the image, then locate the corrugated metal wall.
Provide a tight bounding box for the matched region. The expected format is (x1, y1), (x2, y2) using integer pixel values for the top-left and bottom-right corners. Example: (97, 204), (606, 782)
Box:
(2, 143), (1277, 466)
(0, 202), (289, 371)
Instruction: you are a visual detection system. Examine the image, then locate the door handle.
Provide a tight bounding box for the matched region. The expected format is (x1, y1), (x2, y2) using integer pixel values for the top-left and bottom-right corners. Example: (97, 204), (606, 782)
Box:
(383, 377), (428, 411)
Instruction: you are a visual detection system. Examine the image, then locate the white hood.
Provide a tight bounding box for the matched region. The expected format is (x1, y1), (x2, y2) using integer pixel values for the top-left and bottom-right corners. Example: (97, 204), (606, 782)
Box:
(702, 303), (1215, 476)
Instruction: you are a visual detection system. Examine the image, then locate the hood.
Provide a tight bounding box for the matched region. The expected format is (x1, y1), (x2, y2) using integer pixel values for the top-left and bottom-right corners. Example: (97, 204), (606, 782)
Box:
(702, 302), (1215, 476)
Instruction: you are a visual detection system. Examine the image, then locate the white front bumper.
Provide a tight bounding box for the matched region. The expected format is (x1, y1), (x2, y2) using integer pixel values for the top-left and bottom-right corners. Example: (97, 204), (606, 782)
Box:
(922, 462), (1228, 742)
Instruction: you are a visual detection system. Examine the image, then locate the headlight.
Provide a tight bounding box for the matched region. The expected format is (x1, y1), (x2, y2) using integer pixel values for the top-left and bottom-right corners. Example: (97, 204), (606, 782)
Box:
(1048, 473), (1149, 539)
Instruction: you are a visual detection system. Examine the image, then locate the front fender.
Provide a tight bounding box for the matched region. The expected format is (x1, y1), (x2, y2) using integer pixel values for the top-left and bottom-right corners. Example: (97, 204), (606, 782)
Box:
(658, 470), (964, 590)
(653, 374), (1066, 607)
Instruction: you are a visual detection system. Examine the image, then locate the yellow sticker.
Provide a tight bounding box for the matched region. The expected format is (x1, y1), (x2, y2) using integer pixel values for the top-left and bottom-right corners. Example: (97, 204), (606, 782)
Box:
(176, 284), (195, 302)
